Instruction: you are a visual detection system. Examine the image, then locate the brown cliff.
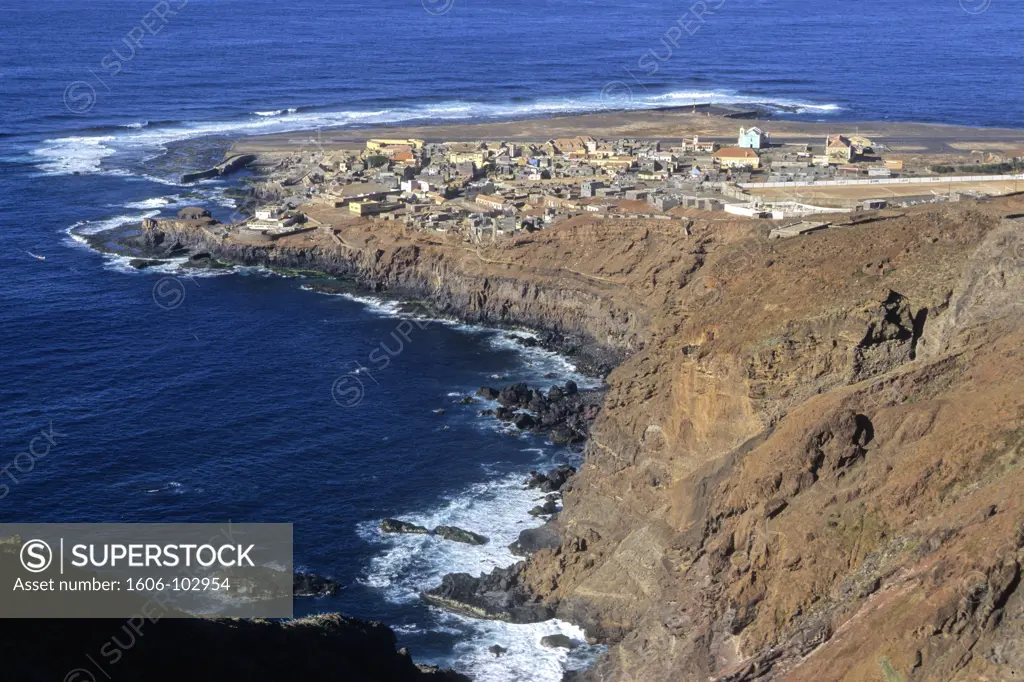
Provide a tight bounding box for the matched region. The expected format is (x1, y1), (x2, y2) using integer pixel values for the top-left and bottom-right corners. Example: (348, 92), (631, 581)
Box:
(138, 196), (1024, 681)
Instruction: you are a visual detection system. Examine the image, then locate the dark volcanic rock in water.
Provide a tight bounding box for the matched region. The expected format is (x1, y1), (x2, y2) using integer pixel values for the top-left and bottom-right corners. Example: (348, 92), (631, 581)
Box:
(293, 571), (342, 597)
(528, 498), (558, 517)
(528, 392), (549, 413)
(420, 563), (553, 623)
(183, 251), (229, 269)
(129, 258), (162, 270)
(506, 333), (538, 347)
(483, 379), (603, 445)
(512, 412), (537, 430)
(540, 634), (576, 649)
(541, 465), (576, 492)
(488, 644), (508, 657)
(525, 464), (576, 493)
(380, 519), (429, 535)
(494, 406), (515, 421)
(550, 424), (582, 445)
(476, 386), (500, 400)
(498, 382), (533, 408)
(433, 525), (488, 545)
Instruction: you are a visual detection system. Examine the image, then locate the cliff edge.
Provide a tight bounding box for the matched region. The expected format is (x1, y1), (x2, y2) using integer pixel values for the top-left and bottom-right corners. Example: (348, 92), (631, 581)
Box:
(137, 195), (1024, 681)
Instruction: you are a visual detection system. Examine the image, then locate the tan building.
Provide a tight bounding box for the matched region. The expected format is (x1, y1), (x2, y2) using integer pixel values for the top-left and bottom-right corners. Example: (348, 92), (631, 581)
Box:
(713, 147), (761, 169)
(349, 200), (385, 216)
(551, 136), (597, 154)
(826, 135), (854, 164)
(682, 135), (718, 153)
(448, 150), (487, 165)
(366, 138), (424, 152)
(475, 194), (508, 211)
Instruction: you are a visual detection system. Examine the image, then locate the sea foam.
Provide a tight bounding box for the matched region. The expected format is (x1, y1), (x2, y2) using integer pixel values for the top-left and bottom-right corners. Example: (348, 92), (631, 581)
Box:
(30, 90), (841, 177)
(357, 451), (600, 681)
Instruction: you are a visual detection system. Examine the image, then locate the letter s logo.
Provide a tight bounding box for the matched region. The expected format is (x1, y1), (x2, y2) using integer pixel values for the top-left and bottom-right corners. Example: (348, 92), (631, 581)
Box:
(21, 539), (53, 573)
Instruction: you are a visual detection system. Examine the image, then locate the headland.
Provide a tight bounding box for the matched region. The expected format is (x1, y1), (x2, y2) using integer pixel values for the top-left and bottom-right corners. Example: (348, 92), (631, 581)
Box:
(87, 107), (1024, 681)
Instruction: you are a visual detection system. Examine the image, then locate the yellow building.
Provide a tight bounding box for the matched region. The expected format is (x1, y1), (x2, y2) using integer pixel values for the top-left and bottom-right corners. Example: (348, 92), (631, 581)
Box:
(349, 200), (385, 216)
(826, 135), (854, 164)
(366, 138), (425, 152)
(713, 147), (761, 169)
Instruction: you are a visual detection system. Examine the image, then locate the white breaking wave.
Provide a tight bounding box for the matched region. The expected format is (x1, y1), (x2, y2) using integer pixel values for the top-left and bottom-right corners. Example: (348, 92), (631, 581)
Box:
(484, 331), (602, 390)
(66, 211), (160, 239)
(253, 107), (299, 116)
(438, 614), (603, 682)
(121, 195), (179, 210)
(336, 293), (405, 317)
(143, 481), (184, 494)
(357, 455), (600, 681)
(31, 135), (116, 175)
(357, 470), (551, 601)
(642, 89), (843, 113)
(31, 89), (841, 176)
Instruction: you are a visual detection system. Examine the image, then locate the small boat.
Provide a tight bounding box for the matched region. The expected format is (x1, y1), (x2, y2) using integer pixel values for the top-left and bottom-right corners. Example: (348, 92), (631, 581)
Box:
(26, 251), (45, 261)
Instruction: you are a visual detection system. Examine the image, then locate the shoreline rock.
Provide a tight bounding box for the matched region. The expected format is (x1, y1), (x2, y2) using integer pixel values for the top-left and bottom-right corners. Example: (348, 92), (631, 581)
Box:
(293, 571), (342, 597)
(540, 634), (576, 650)
(509, 521), (561, 557)
(380, 519), (430, 535)
(484, 380), (602, 446)
(433, 526), (488, 546)
(420, 562), (554, 623)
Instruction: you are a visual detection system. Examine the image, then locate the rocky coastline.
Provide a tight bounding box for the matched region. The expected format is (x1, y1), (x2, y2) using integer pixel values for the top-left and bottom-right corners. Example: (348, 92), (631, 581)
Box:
(105, 209), (615, 676)
(93, 176), (1024, 681)
(117, 217), (628, 377)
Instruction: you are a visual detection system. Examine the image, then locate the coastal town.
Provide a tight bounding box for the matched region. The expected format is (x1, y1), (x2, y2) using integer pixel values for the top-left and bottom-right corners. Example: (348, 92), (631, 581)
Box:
(180, 121), (1024, 247)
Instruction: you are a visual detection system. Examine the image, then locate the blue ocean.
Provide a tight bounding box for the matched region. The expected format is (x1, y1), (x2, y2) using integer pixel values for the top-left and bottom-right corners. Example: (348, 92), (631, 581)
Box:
(0, 0), (1019, 678)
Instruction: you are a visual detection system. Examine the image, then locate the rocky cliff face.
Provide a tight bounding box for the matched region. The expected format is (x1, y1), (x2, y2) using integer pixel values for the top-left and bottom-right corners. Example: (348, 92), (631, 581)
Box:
(521, 204), (1024, 682)
(140, 198), (1024, 681)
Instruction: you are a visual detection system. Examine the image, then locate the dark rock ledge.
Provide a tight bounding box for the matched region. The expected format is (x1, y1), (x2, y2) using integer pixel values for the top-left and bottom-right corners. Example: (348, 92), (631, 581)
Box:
(420, 561), (554, 624)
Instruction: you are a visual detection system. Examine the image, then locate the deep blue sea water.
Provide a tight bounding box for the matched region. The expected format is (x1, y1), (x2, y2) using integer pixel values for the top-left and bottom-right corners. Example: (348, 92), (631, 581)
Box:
(1, 0), (1020, 679)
